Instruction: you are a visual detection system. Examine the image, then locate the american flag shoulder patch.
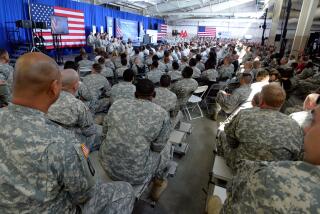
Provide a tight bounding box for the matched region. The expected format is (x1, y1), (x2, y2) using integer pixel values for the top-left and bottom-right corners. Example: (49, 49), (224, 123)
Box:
(81, 143), (90, 159)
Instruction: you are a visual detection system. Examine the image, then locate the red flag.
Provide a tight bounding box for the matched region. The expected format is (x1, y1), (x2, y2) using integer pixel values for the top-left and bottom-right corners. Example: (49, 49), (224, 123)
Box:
(184, 30), (188, 38)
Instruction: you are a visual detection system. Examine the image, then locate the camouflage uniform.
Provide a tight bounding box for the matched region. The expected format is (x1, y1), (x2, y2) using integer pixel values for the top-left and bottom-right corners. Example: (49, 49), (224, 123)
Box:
(191, 66), (201, 79)
(216, 85), (252, 114)
(101, 66), (114, 78)
(297, 67), (314, 80)
(82, 73), (111, 113)
(171, 78), (198, 109)
(47, 91), (98, 148)
(222, 160), (320, 213)
(78, 59), (94, 77)
(219, 64), (234, 80)
(201, 69), (219, 81)
(153, 87), (178, 113)
(153, 87), (180, 129)
(99, 98), (172, 185)
(196, 62), (205, 72)
(0, 82), (10, 107)
(110, 82), (136, 103)
(116, 66), (128, 78)
(168, 70), (182, 81)
(0, 63), (14, 81)
(295, 73), (320, 97)
(0, 104), (134, 214)
(220, 108), (304, 171)
(147, 69), (164, 84)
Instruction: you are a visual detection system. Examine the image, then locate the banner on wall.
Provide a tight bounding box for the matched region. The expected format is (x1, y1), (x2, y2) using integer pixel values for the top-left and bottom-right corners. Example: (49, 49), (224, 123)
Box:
(115, 19), (138, 42)
(31, 3), (86, 49)
(106, 17), (114, 37)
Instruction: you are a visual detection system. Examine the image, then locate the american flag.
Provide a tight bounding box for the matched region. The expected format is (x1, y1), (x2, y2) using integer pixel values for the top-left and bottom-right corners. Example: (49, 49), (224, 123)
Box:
(31, 3), (86, 49)
(116, 19), (123, 38)
(157, 24), (168, 40)
(197, 26), (216, 38)
(81, 144), (90, 159)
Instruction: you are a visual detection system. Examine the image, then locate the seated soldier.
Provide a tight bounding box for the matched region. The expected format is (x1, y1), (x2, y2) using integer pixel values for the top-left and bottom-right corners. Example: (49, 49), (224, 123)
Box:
(245, 69), (269, 106)
(214, 123), (320, 213)
(0, 52), (134, 214)
(171, 66), (198, 110)
(147, 60), (164, 84)
(110, 69), (136, 103)
(168, 61), (182, 82)
(219, 83), (304, 172)
(99, 79), (172, 201)
(82, 63), (111, 113)
(77, 53), (94, 77)
(0, 49), (14, 85)
(98, 56), (114, 79)
(116, 58), (129, 78)
(289, 93), (320, 134)
(153, 75), (181, 128)
(213, 73), (252, 120)
(189, 58), (201, 79)
(47, 69), (101, 150)
(0, 79), (10, 108)
(179, 56), (189, 72)
(296, 61), (314, 80)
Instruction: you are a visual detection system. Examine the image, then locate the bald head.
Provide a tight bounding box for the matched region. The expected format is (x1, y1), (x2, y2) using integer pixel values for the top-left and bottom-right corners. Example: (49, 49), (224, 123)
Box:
(304, 124), (320, 165)
(260, 83), (286, 110)
(303, 93), (320, 111)
(61, 69), (79, 91)
(13, 52), (61, 112)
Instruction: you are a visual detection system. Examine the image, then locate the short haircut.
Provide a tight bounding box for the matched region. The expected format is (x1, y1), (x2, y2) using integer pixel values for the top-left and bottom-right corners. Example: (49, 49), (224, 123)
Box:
(240, 73), (252, 84)
(196, 54), (202, 61)
(182, 66), (193, 78)
(0, 49), (8, 58)
(136, 79), (155, 97)
(123, 69), (134, 82)
(172, 61), (179, 70)
(121, 58), (127, 66)
(261, 83), (286, 108)
(189, 58), (197, 67)
(152, 60), (159, 68)
(64, 61), (78, 70)
(181, 56), (188, 63)
(120, 53), (127, 59)
(98, 56), (105, 64)
(256, 70), (269, 79)
(160, 74), (171, 87)
(152, 55), (159, 62)
(253, 60), (261, 69)
(92, 63), (102, 73)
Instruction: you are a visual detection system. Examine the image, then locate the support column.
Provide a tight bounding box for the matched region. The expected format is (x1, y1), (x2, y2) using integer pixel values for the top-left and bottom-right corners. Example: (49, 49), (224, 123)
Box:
(291, 0), (319, 57)
(268, 0), (284, 45)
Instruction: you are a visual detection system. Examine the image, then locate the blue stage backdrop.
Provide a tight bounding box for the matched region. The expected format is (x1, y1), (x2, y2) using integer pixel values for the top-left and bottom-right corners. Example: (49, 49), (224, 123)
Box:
(0, 0), (164, 52)
(116, 19), (138, 42)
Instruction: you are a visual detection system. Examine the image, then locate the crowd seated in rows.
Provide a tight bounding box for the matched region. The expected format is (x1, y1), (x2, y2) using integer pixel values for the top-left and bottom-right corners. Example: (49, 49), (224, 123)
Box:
(0, 36), (320, 213)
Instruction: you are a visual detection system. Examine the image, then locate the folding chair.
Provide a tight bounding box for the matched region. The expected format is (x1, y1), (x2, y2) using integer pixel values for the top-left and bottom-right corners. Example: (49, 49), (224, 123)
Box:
(168, 130), (188, 156)
(212, 155), (232, 187)
(203, 82), (227, 114)
(183, 85), (208, 120)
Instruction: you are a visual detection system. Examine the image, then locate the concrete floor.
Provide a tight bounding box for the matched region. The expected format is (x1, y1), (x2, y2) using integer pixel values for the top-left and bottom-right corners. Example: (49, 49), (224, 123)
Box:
(133, 117), (218, 214)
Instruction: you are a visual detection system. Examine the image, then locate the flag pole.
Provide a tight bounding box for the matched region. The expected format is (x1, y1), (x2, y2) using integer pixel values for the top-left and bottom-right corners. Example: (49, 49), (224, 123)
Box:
(28, 0), (40, 52)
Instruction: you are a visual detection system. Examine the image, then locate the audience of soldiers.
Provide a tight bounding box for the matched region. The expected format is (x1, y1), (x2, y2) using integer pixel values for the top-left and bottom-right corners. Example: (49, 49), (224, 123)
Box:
(0, 36), (320, 213)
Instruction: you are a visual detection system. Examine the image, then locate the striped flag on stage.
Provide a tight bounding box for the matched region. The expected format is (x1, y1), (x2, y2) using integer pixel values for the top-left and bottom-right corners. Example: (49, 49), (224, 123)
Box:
(157, 24), (168, 40)
(115, 19), (123, 38)
(197, 26), (216, 38)
(31, 3), (86, 49)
